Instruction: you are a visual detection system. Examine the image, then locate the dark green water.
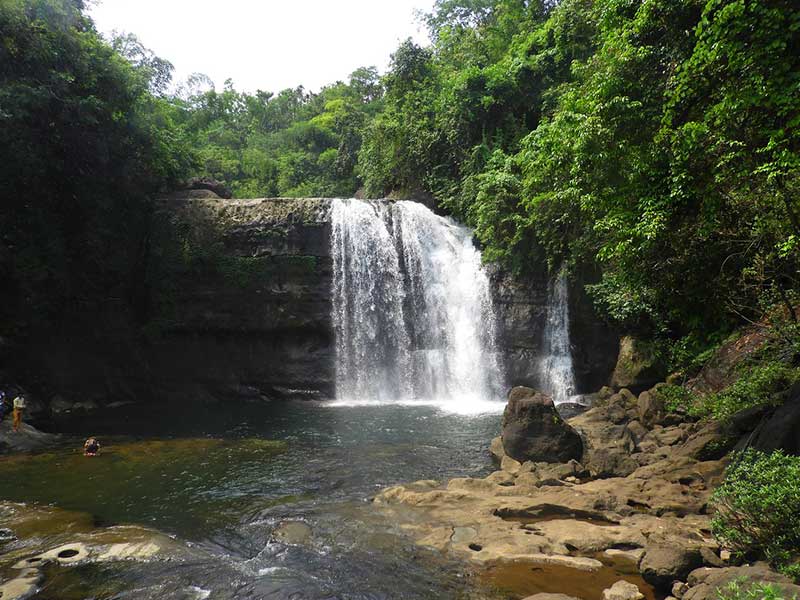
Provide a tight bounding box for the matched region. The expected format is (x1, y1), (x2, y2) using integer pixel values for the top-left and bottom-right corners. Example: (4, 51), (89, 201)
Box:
(0, 401), (505, 599)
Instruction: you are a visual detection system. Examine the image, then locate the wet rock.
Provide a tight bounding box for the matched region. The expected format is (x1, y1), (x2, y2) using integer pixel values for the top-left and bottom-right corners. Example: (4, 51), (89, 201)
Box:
(21, 197), (336, 409)
(0, 419), (57, 454)
(0, 567), (42, 600)
(603, 580), (644, 600)
(639, 542), (704, 590)
(502, 387), (583, 463)
(523, 595), (583, 600)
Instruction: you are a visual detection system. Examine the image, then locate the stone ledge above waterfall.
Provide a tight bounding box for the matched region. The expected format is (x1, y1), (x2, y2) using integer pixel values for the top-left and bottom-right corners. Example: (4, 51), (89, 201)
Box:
(156, 196), (334, 259)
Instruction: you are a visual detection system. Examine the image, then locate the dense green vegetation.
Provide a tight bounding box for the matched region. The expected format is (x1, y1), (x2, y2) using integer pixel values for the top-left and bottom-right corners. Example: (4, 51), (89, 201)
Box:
(718, 579), (793, 600)
(0, 0), (191, 332)
(1, 0), (798, 363)
(712, 450), (800, 579)
(171, 68), (382, 198)
(662, 321), (800, 420)
(356, 0), (800, 364)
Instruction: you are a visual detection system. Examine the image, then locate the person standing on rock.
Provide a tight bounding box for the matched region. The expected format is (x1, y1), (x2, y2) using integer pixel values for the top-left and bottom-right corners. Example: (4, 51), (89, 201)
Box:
(12, 395), (26, 432)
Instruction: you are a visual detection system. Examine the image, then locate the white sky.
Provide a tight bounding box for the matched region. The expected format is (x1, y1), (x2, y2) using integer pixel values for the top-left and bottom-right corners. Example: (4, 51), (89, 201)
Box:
(87, 0), (434, 94)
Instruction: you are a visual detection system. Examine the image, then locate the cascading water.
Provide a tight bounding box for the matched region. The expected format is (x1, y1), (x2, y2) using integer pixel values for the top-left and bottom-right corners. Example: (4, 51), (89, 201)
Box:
(330, 198), (504, 411)
(538, 271), (577, 405)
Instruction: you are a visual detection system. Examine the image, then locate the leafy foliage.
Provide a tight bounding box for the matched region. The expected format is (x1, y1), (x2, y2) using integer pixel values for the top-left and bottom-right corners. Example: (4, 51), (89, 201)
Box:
(0, 0), (191, 333)
(666, 320), (800, 420)
(2, 0), (798, 355)
(712, 450), (800, 576)
(700, 363), (800, 421)
(358, 0), (800, 349)
(174, 68), (383, 199)
(717, 579), (794, 600)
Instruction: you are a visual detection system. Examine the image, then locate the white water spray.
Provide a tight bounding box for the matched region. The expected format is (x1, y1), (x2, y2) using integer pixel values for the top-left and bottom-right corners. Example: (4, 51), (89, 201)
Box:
(330, 199), (504, 412)
(538, 271), (577, 405)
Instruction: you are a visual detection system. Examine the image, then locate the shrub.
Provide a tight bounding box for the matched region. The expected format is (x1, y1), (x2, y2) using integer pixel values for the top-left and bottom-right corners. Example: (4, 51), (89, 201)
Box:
(712, 450), (800, 577)
(717, 579), (793, 600)
(674, 362), (799, 421)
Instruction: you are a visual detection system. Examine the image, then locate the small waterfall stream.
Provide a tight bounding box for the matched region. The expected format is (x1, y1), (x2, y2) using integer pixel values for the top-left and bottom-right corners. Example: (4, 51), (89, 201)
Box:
(538, 271), (577, 404)
(331, 198), (504, 411)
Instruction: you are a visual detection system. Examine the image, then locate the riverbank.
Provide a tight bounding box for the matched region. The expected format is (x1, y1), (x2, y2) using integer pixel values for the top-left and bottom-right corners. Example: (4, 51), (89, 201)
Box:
(373, 387), (800, 600)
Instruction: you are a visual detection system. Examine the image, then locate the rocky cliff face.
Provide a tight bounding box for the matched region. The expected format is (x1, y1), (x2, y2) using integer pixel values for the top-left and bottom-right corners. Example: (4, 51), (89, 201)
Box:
(13, 196), (618, 415)
(145, 197), (335, 401)
(16, 197), (335, 413)
(490, 264), (618, 395)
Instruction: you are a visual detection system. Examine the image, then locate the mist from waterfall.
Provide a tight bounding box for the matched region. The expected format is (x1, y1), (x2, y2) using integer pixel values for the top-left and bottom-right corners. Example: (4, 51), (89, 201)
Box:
(539, 271), (577, 405)
(330, 198), (504, 413)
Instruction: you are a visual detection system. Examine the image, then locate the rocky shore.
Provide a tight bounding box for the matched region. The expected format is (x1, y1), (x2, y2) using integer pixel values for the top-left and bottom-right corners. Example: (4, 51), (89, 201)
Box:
(374, 386), (800, 600)
(0, 502), (202, 600)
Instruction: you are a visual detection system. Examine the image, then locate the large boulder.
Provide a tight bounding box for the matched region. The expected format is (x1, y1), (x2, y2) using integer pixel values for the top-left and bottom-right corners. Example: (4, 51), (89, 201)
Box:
(0, 420), (57, 454)
(611, 336), (667, 393)
(639, 542), (704, 591)
(501, 387), (583, 463)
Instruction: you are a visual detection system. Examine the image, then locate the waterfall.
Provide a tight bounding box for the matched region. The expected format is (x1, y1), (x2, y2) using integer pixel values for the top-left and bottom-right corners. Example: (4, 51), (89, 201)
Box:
(330, 198), (504, 411)
(538, 271), (577, 405)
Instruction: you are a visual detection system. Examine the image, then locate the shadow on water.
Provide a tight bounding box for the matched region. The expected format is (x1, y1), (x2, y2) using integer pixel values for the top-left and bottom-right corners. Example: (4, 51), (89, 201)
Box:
(0, 401), (504, 599)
